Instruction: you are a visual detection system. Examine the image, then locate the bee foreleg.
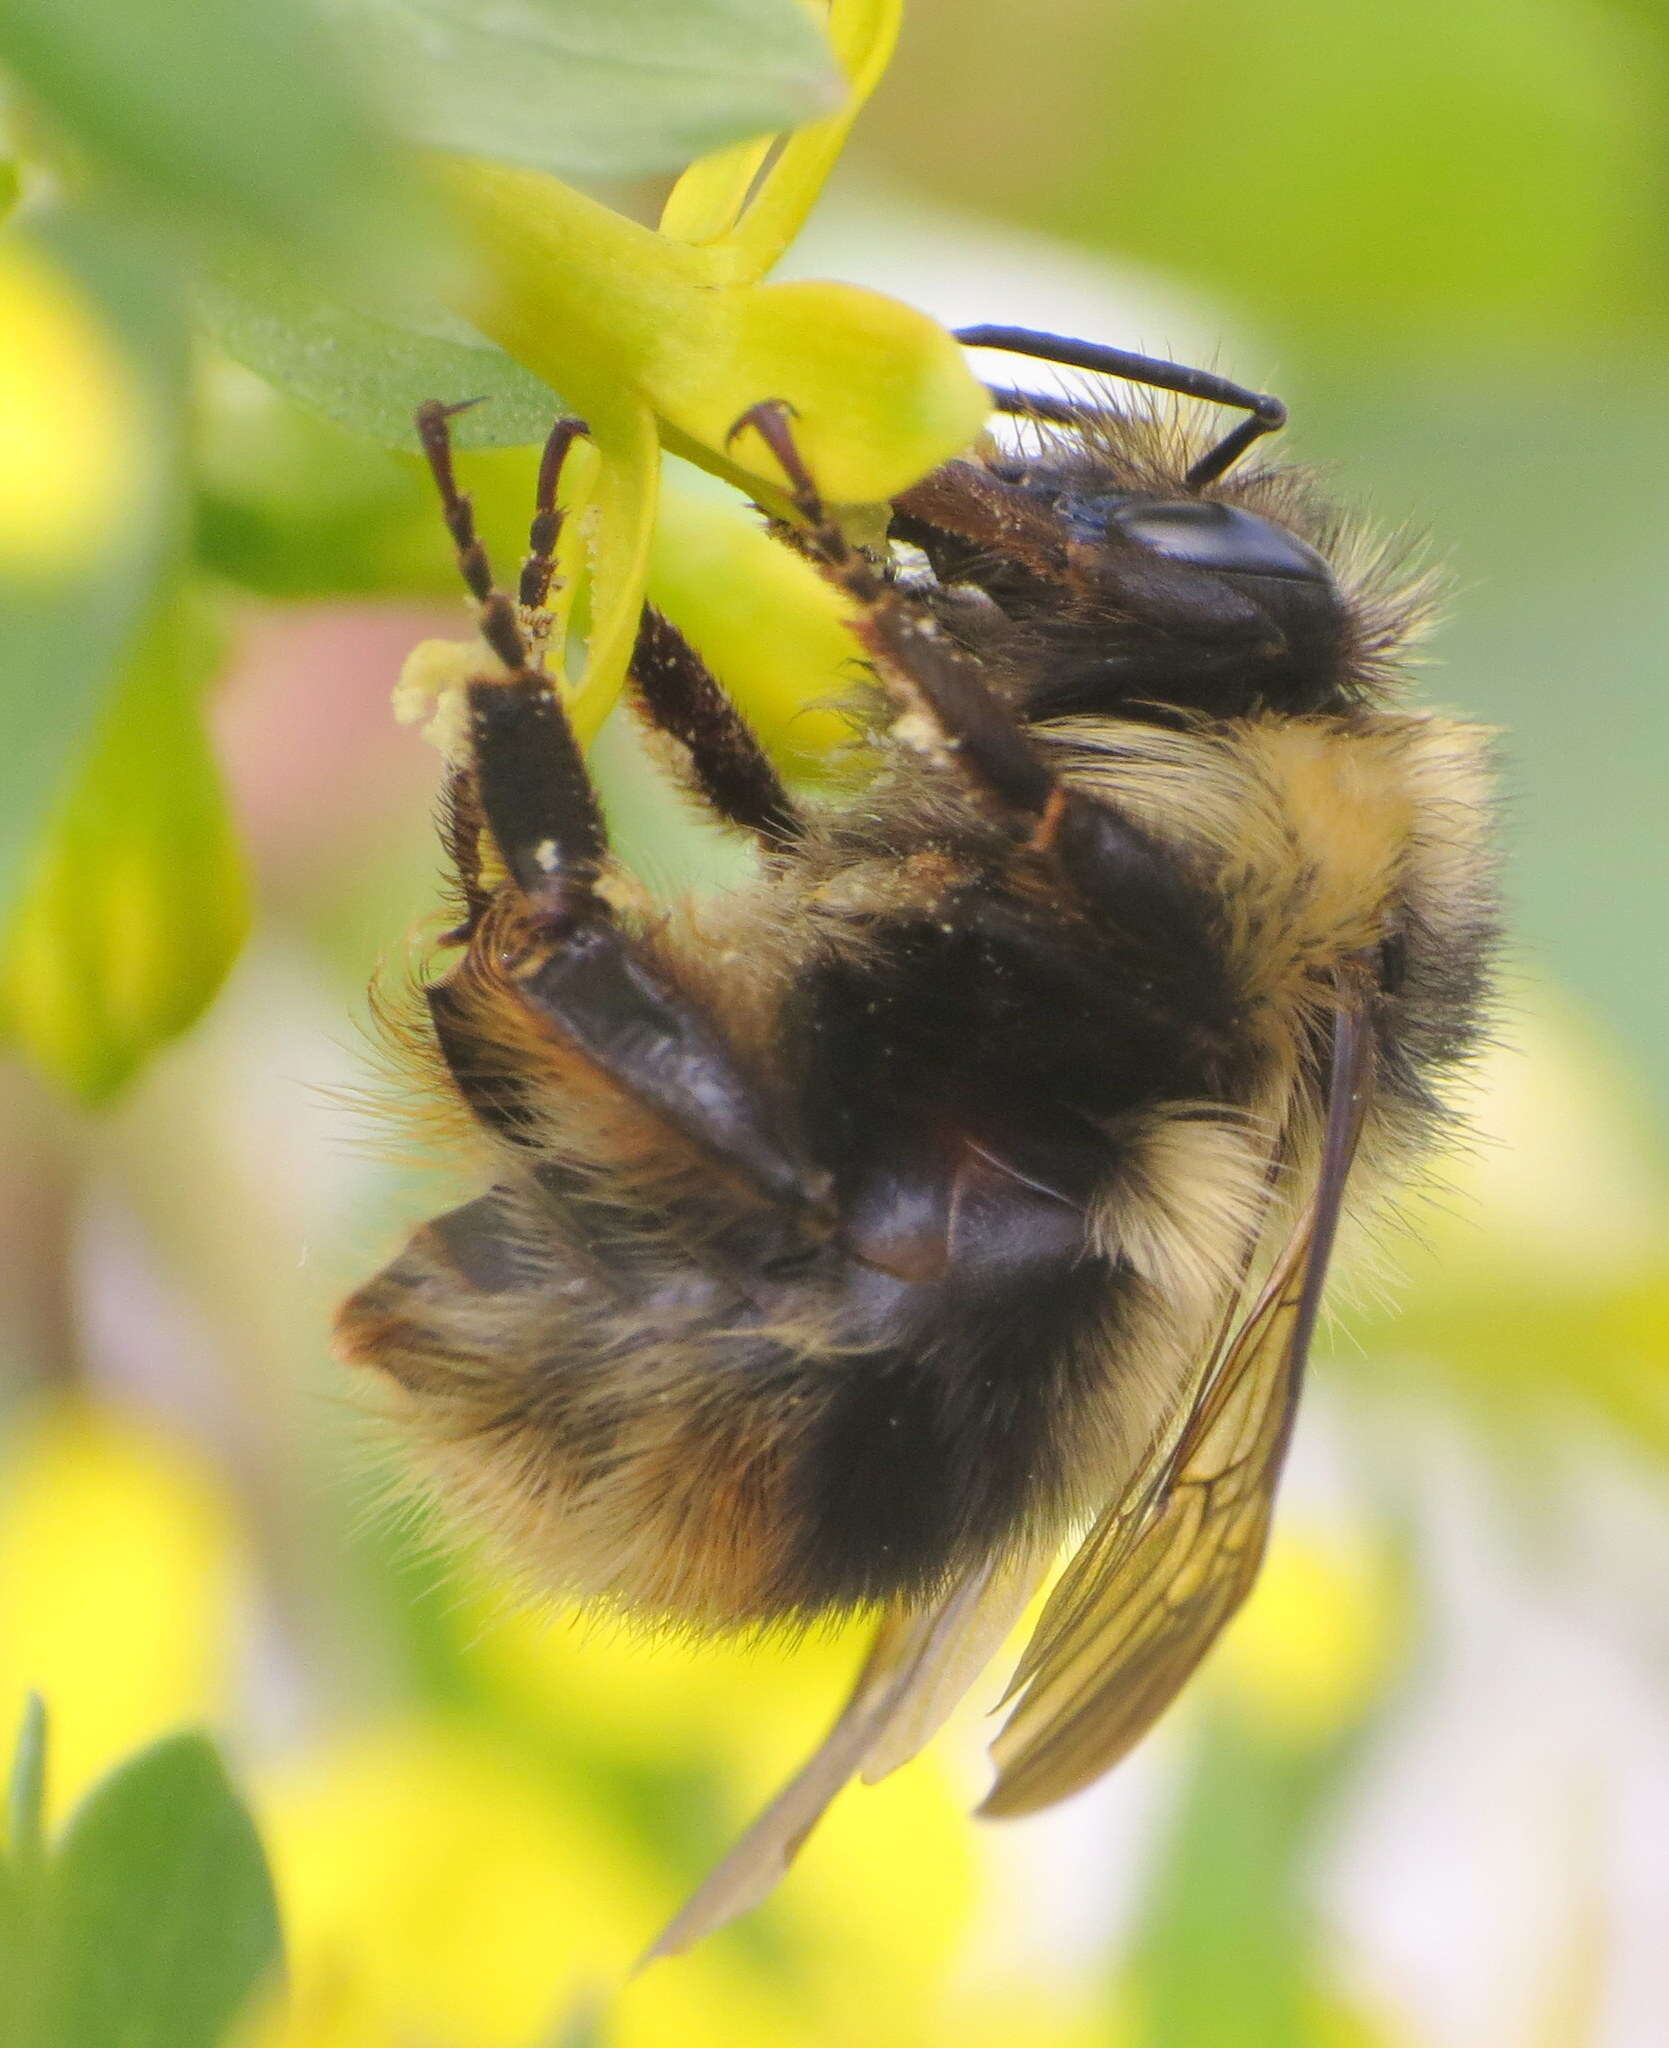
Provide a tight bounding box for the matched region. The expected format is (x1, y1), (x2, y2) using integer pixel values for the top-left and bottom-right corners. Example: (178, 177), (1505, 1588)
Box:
(891, 458), (1072, 585)
(1039, 791), (1231, 1021)
(729, 400), (1062, 832)
(724, 408), (1225, 979)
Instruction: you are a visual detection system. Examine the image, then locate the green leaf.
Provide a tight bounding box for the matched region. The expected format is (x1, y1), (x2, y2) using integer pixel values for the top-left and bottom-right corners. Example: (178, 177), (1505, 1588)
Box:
(0, 1697), (49, 2046)
(0, 1859), (35, 2048)
(0, 589), (251, 1106)
(43, 1732), (282, 2048)
(0, 0), (427, 292)
(0, 213), (184, 937)
(198, 260), (561, 452)
(7, 1695), (47, 1881)
(328, 0), (844, 179)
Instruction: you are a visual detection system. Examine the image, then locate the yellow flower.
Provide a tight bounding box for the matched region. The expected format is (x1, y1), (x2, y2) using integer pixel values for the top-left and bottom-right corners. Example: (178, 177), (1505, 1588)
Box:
(0, 235), (144, 577)
(253, 1715), (811, 2048)
(1212, 1523), (1405, 1747)
(0, 1400), (249, 1820)
(434, 0), (988, 746)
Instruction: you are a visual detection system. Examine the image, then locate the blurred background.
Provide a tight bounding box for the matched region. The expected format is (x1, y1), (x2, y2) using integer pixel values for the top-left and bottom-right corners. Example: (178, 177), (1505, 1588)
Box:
(2, 1), (1667, 2043)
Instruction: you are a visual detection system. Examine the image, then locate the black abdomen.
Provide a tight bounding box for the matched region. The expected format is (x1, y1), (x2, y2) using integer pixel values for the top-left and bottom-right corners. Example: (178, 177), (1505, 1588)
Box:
(763, 894), (1218, 1609)
(778, 1165), (1116, 1610)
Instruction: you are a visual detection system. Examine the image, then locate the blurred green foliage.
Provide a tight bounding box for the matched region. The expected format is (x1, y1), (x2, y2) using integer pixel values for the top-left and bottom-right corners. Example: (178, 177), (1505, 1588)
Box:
(866, 0), (1666, 352)
(0, 1704), (283, 2048)
(0, 0), (422, 290)
(0, 213), (186, 939)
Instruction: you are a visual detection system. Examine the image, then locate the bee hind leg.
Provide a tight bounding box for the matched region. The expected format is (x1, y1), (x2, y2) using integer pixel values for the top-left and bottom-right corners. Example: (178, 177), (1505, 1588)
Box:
(414, 401), (826, 1212)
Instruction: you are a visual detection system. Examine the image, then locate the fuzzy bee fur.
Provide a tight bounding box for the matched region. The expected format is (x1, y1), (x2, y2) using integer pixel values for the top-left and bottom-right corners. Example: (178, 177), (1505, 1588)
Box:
(335, 327), (1497, 1954)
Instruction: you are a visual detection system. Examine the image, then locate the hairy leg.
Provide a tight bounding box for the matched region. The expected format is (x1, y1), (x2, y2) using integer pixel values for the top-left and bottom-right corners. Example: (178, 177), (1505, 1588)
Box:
(413, 401), (826, 1211)
(629, 604), (803, 847)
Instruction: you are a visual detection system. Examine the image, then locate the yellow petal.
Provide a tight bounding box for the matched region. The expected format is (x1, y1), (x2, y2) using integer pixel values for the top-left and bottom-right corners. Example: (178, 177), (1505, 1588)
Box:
(446, 158), (987, 506)
(657, 133), (777, 248)
(567, 400), (663, 744)
(659, 0), (903, 272)
(703, 0), (904, 278)
(649, 478), (860, 776)
(657, 275), (988, 507)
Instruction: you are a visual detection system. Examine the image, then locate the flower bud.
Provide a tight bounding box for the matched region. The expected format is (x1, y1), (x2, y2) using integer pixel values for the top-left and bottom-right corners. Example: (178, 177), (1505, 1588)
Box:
(0, 596), (249, 1104)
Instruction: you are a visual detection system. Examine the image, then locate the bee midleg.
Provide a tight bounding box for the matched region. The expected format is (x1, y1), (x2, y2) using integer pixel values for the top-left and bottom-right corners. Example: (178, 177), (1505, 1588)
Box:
(627, 603), (803, 849)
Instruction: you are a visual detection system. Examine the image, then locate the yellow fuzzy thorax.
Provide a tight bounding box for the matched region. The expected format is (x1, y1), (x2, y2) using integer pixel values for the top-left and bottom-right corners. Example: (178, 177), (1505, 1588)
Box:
(1051, 707), (1493, 1018)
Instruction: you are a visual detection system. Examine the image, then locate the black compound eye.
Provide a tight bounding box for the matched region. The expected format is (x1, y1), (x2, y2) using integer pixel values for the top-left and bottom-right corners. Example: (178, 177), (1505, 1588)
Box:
(1110, 499), (1334, 584)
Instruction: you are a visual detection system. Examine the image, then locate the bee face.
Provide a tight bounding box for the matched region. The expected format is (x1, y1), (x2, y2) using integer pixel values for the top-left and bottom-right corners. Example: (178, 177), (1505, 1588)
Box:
(338, 337), (1497, 1955)
(904, 446), (1357, 724)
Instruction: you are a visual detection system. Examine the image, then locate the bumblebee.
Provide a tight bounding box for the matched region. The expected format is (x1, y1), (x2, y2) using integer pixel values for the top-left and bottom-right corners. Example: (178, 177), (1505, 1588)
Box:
(335, 326), (1496, 1954)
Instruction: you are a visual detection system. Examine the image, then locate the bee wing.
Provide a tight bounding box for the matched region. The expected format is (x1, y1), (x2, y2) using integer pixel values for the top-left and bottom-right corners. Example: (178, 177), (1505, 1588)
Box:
(640, 1554), (1042, 1963)
(859, 1544), (1053, 1784)
(981, 996), (1374, 1818)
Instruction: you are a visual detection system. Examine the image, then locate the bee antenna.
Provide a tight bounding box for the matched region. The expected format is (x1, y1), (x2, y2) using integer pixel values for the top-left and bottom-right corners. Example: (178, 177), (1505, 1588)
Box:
(954, 325), (1286, 486)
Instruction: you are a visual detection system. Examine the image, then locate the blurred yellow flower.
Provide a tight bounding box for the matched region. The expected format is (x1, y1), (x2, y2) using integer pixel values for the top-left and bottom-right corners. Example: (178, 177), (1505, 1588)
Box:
(443, 1572), (976, 2035)
(0, 592), (251, 1104)
(0, 1399), (249, 1819)
(1213, 1525), (1405, 1747)
(0, 234), (144, 576)
(938, 1986), (1125, 2048)
(254, 1715), (810, 2048)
